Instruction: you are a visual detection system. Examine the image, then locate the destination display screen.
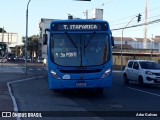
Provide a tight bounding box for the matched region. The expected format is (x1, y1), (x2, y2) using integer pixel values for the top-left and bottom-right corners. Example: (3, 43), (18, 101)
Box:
(51, 22), (108, 31)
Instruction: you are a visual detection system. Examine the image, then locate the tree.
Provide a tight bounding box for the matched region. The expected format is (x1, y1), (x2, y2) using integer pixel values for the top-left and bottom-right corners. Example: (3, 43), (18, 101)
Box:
(0, 28), (7, 57)
(0, 28), (6, 33)
(13, 45), (24, 57)
(22, 35), (41, 61)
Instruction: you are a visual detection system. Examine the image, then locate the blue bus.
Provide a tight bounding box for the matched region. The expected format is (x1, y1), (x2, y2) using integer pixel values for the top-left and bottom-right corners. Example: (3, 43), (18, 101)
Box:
(43, 19), (114, 93)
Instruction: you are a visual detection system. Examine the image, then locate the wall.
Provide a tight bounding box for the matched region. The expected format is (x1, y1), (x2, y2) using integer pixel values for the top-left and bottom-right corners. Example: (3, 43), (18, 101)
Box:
(112, 53), (160, 70)
(39, 18), (55, 58)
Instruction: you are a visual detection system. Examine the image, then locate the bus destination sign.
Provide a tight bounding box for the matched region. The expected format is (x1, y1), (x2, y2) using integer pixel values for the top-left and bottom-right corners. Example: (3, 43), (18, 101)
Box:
(52, 23), (107, 31)
(63, 24), (98, 30)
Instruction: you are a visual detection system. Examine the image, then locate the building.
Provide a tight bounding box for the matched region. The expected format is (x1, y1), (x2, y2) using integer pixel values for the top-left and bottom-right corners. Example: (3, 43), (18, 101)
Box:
(39, 18), (55, 58)
(113, 36), (160, 52)
(0, 32), (18, 57)
(113, 36), (160, 68)
(91, 9), (103, 20)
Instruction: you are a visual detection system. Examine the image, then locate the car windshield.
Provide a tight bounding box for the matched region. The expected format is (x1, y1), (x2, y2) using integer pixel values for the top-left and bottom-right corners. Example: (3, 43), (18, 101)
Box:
(50, 33), (110, 66)
(139, 61), (160, 70)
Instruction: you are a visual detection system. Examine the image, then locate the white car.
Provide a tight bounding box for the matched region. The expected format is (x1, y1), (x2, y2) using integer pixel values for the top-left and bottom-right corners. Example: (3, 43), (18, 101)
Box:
(123, 60), (160, 86)
(37, 58), (44, 63)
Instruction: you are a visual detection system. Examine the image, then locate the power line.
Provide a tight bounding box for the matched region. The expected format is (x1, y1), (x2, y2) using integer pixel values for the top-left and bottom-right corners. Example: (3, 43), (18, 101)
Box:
(109, 6), (160, 24)
(111, 14), (160, 27)
(111, 18), (160, 31)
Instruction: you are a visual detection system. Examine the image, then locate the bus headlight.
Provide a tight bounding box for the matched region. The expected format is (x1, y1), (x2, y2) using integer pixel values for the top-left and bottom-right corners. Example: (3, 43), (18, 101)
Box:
(101, 68), (111, 78)
(50, 70), (61, 79)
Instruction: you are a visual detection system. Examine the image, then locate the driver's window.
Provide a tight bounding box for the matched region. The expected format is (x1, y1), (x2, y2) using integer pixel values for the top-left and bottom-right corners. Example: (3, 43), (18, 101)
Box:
(133, 62), (139, 70)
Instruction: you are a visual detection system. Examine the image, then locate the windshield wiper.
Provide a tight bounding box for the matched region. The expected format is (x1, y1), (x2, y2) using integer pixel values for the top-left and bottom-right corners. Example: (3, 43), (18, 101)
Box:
(84, 32), (96, 48)
(65, 32), (78, 48)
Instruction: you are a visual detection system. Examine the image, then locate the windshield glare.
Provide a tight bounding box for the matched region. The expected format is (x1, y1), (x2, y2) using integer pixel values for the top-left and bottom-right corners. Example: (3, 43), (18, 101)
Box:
(139, 61), (160, 70)
(50, 33), (110, 66)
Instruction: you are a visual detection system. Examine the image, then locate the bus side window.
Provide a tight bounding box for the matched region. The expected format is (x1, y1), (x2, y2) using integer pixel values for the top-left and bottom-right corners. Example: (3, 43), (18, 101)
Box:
(43, 34), (48, 45)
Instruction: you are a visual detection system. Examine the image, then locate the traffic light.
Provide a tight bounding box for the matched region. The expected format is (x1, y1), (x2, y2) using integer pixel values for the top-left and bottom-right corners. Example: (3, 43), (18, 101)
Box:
(137, 13), (142, 22)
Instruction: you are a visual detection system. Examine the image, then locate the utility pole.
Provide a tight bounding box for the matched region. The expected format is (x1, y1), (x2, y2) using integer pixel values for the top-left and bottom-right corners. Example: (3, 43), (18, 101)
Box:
(151, 34), (153, 60)
(121, 16), (137, 71)
(120, 14), (141, 71)
(25, 0), (31, 75)
(143, 0), (148, 49)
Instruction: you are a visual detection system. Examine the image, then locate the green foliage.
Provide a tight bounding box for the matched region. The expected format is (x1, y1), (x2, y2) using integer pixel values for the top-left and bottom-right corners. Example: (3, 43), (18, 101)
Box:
(0, 28), (6, 33)
(21, 35), (42, 59)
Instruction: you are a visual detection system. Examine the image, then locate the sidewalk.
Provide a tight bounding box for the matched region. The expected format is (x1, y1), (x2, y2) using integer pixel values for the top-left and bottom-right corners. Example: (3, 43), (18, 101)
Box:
(0, 73), (23, 119)
(0, 71), (36, 119)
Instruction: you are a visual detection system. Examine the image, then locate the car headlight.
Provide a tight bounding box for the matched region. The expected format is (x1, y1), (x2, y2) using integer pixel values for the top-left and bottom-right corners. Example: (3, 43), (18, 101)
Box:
(50, 70), (61, 79)
(145, 71), (154, 75)
(101, 68), (111, 78)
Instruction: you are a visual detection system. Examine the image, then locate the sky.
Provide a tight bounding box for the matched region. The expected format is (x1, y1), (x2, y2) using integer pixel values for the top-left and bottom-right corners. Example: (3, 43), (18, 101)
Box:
(0, 0), (160, 45)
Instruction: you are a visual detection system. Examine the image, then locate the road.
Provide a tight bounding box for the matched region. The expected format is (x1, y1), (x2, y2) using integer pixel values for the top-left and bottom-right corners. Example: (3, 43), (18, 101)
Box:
(0, 62), (47, 75)
(7, 65), (160, 120)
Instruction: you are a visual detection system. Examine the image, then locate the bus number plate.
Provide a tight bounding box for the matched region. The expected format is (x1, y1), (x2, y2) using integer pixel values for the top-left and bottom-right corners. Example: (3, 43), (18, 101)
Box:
(76, 81), (87, 87)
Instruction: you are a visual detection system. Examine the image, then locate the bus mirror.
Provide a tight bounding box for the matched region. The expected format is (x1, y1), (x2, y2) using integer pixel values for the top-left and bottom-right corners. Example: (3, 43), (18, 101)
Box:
(111, 36), (114, 46)
(43, 34), (48, 45)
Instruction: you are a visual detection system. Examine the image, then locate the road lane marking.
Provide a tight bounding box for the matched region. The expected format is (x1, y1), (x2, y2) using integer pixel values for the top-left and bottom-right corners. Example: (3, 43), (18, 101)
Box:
(127, 87), (160, 97)
(37, 69), (42, 70)
(7, 76), (43, 120)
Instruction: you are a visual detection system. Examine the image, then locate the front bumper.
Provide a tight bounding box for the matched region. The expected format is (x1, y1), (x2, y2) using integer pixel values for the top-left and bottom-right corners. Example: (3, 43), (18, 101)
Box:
(144, 75), (160, 84)
(48, 77), (112, 90)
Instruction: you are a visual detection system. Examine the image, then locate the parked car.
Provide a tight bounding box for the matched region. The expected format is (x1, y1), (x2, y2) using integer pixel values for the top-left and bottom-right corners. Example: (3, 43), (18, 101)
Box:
(22, 56), (31, 62)
(7, 53), (16, 62)
(123, 60), (160, 86)
(27, 58), (31, 62)
(37, 58), (44, 63)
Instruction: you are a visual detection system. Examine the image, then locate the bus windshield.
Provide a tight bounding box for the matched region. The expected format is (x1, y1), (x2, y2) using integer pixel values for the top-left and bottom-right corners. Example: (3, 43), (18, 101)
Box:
(50, 33), (110, 66)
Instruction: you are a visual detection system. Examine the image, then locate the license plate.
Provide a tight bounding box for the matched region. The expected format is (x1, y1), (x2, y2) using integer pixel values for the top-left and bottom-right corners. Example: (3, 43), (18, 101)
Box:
(76, 82), (86, 86)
